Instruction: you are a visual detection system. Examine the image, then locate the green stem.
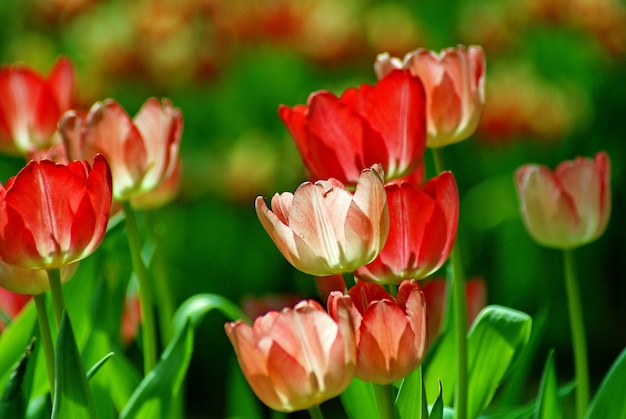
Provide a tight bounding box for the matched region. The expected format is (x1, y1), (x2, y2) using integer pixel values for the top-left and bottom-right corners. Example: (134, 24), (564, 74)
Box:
(34, 294), (55, 398)
(122, 201), (157, 374)
(147, 212), (175, 346)
(47, 268), (66, 328)
(563, 249), (589, 419)
(373, 383), (396, 419)
(307, 404), (325, 419)
(432, 146), (467, 419)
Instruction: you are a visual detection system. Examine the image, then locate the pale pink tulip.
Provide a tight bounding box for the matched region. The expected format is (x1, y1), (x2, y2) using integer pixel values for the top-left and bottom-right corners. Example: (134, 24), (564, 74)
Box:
(255, 164), (389, 276)
(225, 299), (356, 412)
(515, 151), (611, 249)
(375, 45), (485, 148)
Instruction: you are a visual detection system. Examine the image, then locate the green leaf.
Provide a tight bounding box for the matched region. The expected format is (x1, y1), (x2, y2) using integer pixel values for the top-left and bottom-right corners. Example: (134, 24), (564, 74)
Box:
(430, 380), (444, 419)
(0, 338), (36, 419)
(52, 311), (97, 419)
(424, 330), (456, 406)
(172, 293), (247, 332)
(396, 366), (427, 419)
(0, 302), (36, 391)
(534, 350), (561, 419)
(86, 353), (114, 381)
(119, 320), (193, 419)
(340, 377), (378, 419)
(467, 306), (532, 419)
(585, 348), (626, 419)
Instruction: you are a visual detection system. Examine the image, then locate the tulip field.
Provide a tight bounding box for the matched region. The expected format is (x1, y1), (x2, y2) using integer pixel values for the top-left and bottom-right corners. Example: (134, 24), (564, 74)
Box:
(0, 1), (625, 418)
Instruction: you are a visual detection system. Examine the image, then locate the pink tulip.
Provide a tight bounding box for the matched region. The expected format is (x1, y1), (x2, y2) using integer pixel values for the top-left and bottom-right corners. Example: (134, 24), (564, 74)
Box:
(225, 299), (356, 412)
(515, 151), (611, 249)
(375, 45), (485, 148)
(59, 97), (183, 202)
(256, 164), (389, 276)
(328, 280), (427, 384)
(0, 57), (75, 155)
(355, 172), (458, 284)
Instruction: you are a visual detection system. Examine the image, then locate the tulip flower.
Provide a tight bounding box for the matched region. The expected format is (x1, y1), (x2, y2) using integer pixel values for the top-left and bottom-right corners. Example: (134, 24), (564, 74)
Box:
(279, 69), (426, 186)
(59, 97), (183, 202)
(225, 299), (356, 412)
(0, 155), (112, 270)
(256, 164), (389, 276)
(328, 280), (427, 384)
(0, 56), (75, 155)
(375, 45), (485, 148)
(515, 151), (611, 249)
(0, 260), (78, 296)
(421, 277), (486, 340)
(355, 172), (458, 284)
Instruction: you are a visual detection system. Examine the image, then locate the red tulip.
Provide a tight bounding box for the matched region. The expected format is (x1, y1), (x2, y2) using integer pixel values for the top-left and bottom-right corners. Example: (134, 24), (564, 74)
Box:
(375, 45), (485, 148)
(0, 155), (112, 270)
(515, 151), (611, 249)
(328, 280), (427, 384)
(256, 164), (389, 276)
(225, 299), (356, 412)
(421, 277), (487, 340)
(59, 97), (183, 202)
(355, 172), (458, 284)
(0, 57), (75, 155)
(279, 69), (426, 185)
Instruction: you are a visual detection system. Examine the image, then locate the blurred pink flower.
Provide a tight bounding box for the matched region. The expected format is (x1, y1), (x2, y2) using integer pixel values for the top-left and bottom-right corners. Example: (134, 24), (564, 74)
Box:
(515, 152), (611, 249)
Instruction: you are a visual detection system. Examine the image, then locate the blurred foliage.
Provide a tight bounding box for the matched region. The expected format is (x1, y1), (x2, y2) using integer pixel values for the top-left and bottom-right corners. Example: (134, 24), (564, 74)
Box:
(1, 0), (625, 417)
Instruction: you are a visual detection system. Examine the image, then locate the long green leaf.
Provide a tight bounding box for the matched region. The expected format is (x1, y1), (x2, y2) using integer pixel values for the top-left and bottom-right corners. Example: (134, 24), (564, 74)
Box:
(341, 377), (378, 419)
(534, 349), (561, 419)
(467, 305), (532, 419)
(396, 366), (427, 419)
(172, 293), (248, 332)
(0, 338), (36, 419)
(424, 330), (456, 406)
(51, 311), (97, 419)
(585, 348), (626, 419)
(430, 380), (445, 419)
(0, 302), (36, 390)
(119, 320), (193, 419)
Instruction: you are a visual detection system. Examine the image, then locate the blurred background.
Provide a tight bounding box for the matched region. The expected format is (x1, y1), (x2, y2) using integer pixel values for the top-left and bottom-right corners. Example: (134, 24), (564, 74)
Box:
(0, 0), (625, 417)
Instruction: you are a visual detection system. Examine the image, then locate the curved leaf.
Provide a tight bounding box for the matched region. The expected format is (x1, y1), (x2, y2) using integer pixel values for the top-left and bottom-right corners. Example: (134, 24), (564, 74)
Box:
(585, 348), (626, 419)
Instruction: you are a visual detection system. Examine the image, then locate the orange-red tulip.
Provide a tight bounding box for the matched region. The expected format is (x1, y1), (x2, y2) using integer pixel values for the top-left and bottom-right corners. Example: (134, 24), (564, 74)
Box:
(279, 69), (426, 185)
(0, 57), (75, 155)
(515, 151), (611, 249)
(375, 45), (485, 148)
(225, 299), (356, 412)
(328, 280), (427, 384)
(0, 155), (112, 270)
(59, 97), (183, 202)
(355, 172), (458, 284)
(0, 261), (77, 295)
(256, 164), (389, 276)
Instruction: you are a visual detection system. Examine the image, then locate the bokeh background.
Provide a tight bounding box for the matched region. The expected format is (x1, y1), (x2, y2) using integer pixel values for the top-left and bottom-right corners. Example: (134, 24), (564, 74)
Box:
(1, 0), (625, 417)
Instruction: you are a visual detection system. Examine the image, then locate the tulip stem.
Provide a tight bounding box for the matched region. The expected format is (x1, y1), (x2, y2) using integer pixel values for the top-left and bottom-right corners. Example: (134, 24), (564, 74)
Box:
(432, 146), (467, 419)
(147, 211), (175, 346)
(373, 383), (396, 419)
(123, 201), (157, 374)
(47, 268), (66, 328)
(563, 249), (589, 419)
(34, 294), (55, 398)
(307, 405), (325, 419)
